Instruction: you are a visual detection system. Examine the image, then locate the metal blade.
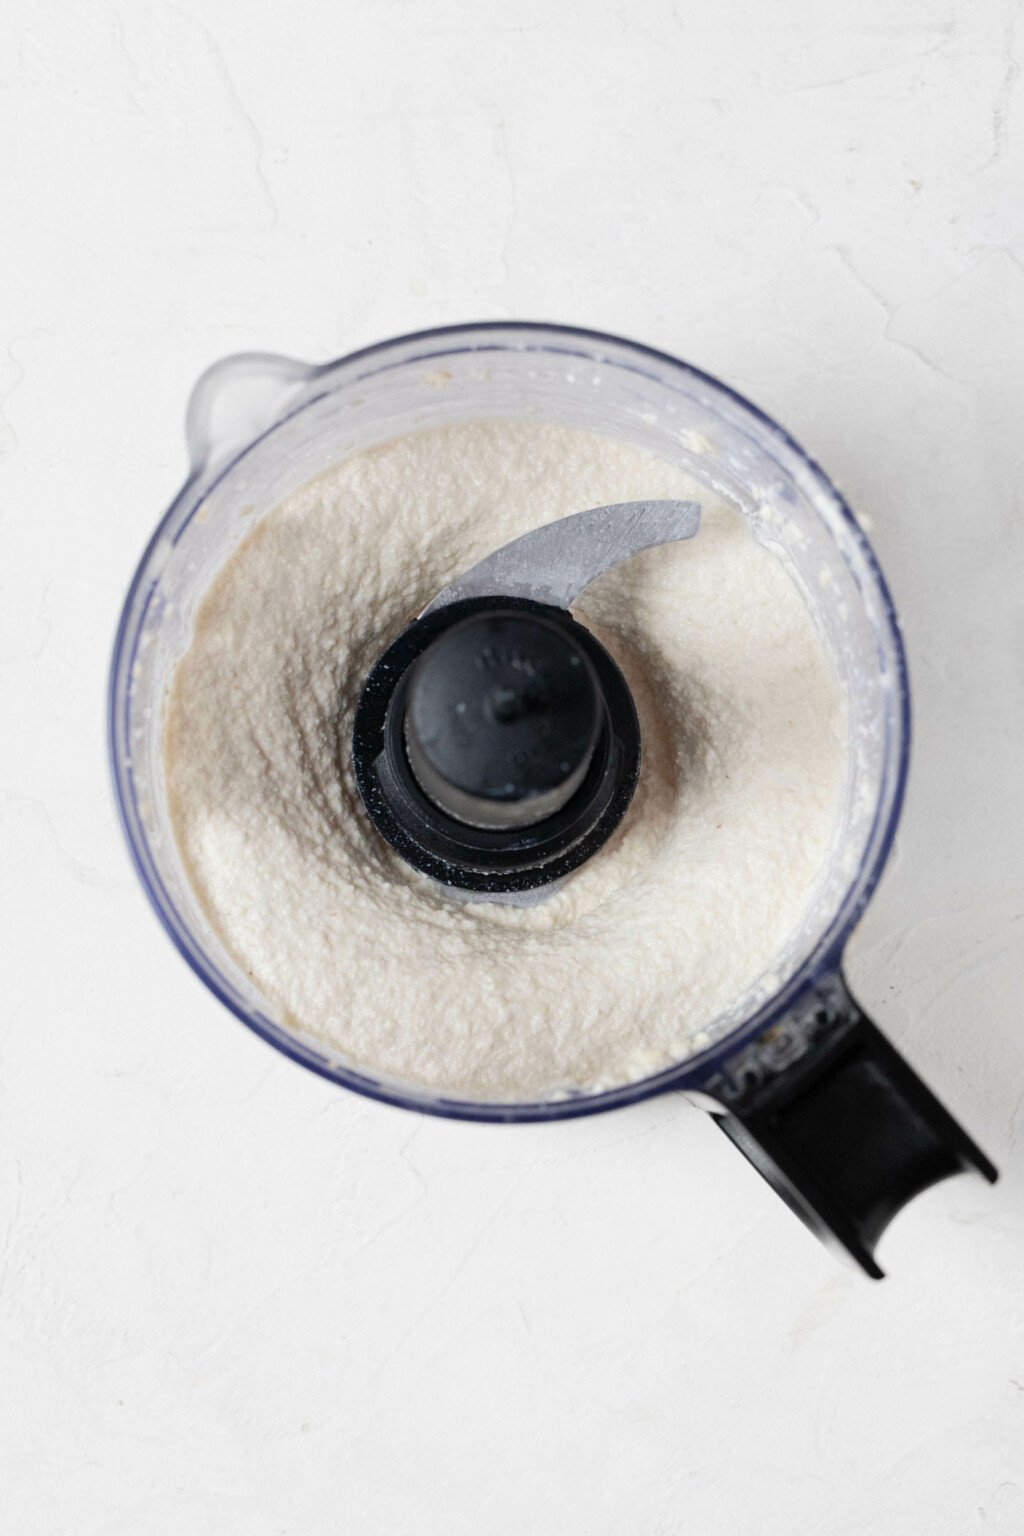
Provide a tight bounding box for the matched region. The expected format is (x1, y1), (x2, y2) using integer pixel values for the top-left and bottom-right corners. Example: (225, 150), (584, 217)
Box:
(421, 499), (701, 616)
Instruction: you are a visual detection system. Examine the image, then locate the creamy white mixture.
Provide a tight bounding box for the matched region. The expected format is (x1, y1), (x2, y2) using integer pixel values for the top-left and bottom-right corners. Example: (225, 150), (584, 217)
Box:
(165, 420), (845, 1100)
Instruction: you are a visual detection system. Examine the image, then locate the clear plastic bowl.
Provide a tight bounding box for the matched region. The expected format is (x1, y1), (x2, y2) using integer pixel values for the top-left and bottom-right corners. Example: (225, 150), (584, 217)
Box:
(108, 322), (909, 1123)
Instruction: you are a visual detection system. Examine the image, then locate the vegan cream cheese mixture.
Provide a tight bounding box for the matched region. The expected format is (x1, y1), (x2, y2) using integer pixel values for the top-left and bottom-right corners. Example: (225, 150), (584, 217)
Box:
(164, 420), (845, 1100)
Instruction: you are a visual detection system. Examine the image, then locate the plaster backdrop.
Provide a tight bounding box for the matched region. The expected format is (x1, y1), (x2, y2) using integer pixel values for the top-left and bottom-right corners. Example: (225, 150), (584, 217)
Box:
(2, 1), (1022, 1533)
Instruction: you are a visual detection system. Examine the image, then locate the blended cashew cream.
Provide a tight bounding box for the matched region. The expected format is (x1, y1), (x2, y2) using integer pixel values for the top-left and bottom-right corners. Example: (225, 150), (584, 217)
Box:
(165, 420), (845, 1100)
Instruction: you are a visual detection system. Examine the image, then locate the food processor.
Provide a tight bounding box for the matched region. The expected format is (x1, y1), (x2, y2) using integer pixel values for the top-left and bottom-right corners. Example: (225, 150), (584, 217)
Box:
(109, 321), (996, 1278)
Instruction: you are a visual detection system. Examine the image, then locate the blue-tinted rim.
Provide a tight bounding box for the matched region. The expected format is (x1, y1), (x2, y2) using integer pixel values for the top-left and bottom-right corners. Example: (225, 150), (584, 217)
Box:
(108, 320), (911, 1123)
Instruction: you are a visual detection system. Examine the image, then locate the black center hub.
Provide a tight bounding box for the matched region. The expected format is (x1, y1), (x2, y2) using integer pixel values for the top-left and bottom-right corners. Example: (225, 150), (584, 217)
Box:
(404, 610), (603, 831)
(351, 596), (641, 894)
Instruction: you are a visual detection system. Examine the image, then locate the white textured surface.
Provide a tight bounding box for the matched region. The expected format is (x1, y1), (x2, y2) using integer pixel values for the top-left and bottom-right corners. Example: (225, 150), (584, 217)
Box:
(1, 1), (1022, 1532)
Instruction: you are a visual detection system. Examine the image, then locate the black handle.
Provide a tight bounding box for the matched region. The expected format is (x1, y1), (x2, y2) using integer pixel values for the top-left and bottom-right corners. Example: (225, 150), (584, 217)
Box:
(697, 972), (997, 1277)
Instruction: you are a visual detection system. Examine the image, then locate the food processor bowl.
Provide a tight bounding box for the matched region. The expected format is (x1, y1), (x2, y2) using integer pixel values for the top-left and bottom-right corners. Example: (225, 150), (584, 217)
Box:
(109, 322), (995, 1276)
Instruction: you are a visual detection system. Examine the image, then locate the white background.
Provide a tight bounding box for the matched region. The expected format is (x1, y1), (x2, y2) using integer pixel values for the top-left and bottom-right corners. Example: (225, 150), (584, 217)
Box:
(3, 1), (1023, 1531)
